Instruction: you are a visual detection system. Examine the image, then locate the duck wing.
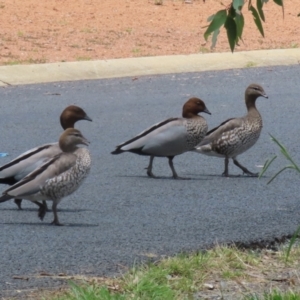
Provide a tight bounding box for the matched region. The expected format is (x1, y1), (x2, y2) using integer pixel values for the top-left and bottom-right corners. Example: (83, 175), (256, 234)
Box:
(111, 118), (184, 155)
(0, 143), (60, 182)
(2, 153), (77, 199)
(197, 117), (243, 147)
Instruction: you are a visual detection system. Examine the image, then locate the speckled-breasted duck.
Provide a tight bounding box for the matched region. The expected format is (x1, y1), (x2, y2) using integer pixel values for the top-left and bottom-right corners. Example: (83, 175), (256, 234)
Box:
(194, 83), (268, 177)
(0, 128), (91, 226)
(111, 97), (211, 179)
(0, 105), (92, 210)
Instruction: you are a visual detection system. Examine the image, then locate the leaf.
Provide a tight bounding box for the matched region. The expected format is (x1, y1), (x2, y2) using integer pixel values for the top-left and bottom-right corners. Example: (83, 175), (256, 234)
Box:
(224, 16), (237, 52)
(273, 0), (284, 17)
(233, 0), (244, 11)
(273, 0), (283, 6)
(228, 4), (236, 18)
(249, 5), (264, 37)
(211, 29), (220, 49)
(257, 0), (265, 22)
(235, 13), (244, 39)
(204, 9), (227, 41)
(248, 0), (252, 9)
(207, 14), (215, 22)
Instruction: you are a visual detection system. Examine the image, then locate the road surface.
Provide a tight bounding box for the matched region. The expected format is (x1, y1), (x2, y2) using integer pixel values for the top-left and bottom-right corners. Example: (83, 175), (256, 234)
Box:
(0, 65), (299, 298)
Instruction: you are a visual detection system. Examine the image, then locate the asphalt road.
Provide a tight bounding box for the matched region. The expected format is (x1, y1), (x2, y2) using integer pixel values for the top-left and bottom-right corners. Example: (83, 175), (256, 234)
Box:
(0, 65), (300, 298)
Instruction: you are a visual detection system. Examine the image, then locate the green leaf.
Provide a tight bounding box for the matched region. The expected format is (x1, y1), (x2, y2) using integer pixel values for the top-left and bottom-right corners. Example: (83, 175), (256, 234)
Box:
(204, 9), (227, 41)
(273, 0), (284, 17)
(228, 4), (236, 18)
(224, 16), (237, 52)
(211, 29), (220, 49)
(233, 0), (245, 11)
(248, 0), (252, 9)
(257, 0), (265, 22)
(235, 13), (244, 39)
(249, 5), (264, 37)
(273, 0), (283, 6)
(207, 14), (215, 22)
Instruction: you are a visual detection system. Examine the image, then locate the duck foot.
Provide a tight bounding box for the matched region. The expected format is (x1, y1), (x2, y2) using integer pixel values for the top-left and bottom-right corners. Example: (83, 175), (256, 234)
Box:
(38, 206), (47, 221)
(51, 220), (63, 226)
(172, 175), (191, 180)
(14, 199), (22, 210)
(33, 201), (47, 221)
(146, 169), (157, 178)
(243, 171), (259, 177)
(233, 159), (258, 177)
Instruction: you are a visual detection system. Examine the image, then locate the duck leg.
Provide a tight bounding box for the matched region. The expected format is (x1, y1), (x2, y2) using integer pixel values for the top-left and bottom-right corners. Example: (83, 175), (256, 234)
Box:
(51, 201), (62, 226)
(42, 200), (49, 211)
(14, 199), (22, 210)
(168, 156), (178, 179)
(146, 156), (156, 178)
(222, 157), (229, 177)
(33, 201), (48, 221)
(233, 158), (258, 177)
(15, 198), (49, 211)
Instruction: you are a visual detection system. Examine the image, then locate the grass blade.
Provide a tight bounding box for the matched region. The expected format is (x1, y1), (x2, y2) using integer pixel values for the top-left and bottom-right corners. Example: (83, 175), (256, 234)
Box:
(267, 165), (294, 184)
(259, 155), (277, 178)
(286, 224), (300, 262)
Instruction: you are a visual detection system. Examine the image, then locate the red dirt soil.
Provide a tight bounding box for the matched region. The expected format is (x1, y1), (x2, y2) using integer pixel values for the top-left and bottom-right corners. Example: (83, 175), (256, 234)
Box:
(1, 0), (299, 65)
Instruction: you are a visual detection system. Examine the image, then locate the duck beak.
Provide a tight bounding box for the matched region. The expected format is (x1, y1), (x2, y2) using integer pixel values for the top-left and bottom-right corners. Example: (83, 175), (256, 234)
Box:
(84, 114), (93, 122)
(81, 137), (90, 146)
(203, 107), (211, 115)
(262, 93), (268, 99)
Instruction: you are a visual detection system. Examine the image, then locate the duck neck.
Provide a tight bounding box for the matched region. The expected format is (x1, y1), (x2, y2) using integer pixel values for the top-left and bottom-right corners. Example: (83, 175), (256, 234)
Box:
(246, 95), (259, 116)
(59, 142), (78, 153)
(60, 119), (75, 130)
(182, 112), (199, 119)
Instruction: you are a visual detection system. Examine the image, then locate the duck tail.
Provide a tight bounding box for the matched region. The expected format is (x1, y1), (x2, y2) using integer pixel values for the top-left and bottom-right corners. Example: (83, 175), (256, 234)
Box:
(0, 194), (12, 203)
(111, 147), (124, 155)
(0, 177), (17, 185)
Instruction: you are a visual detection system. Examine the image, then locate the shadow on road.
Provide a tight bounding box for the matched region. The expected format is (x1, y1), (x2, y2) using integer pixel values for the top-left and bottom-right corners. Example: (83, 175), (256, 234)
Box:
(0, 222), (99, 227)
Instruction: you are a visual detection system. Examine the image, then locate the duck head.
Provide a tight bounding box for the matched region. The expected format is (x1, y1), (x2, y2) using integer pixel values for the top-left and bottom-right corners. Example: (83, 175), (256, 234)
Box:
(60, 105), (92, 130)
(59, 128), (90, 152)
(245, 83), (268, 109)
(182, 97), (211, 118)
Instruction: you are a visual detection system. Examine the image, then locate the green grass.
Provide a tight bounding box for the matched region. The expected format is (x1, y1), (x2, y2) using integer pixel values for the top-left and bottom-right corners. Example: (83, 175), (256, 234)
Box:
(4, 58), (47, 65)
(199, 46), (210, 53)
(245, 61), (257, 68)
(76, 56), (91, 61)
(39, 244), (300, 300)
(245, 291), (300, 300)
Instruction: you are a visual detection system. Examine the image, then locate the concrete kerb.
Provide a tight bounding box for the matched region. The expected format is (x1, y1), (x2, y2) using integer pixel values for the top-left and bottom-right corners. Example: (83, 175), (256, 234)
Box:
(0, 48), (299, 87)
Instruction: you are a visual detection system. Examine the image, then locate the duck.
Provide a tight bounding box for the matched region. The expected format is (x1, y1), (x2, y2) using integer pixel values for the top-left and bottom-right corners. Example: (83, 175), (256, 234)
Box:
(0, 105), (92, 210)
(194, 83), (268, 177)
(111, 97), (211, 179)
(0, 128), (91, 226)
